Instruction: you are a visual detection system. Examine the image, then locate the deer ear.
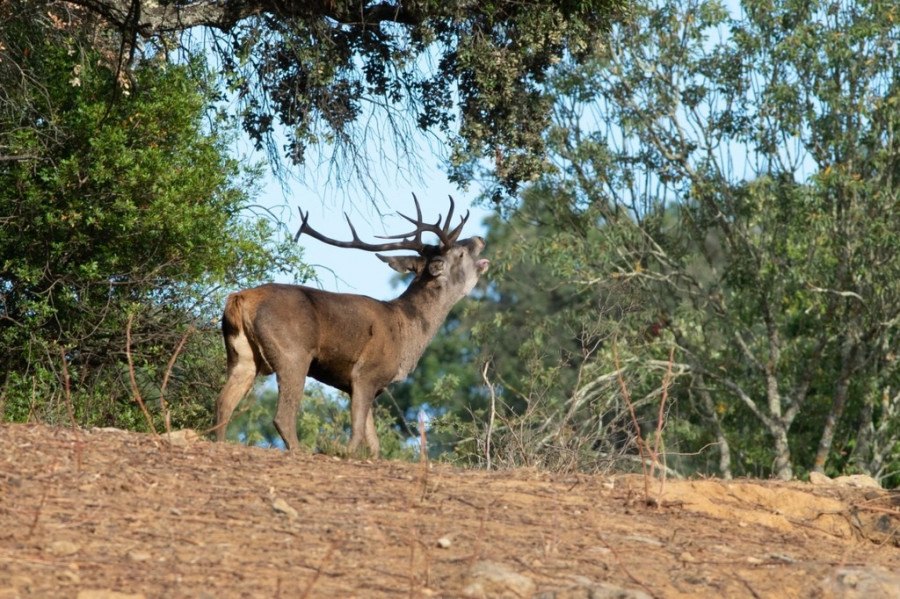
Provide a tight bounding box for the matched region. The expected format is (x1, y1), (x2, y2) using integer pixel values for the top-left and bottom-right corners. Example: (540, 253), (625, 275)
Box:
(377, 254), (426, 275)
(427, 257), (445, 277)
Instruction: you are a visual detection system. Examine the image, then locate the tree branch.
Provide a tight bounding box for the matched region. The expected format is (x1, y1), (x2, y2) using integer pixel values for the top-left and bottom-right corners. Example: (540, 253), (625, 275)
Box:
(60, 0), (446, 37)
(63, 0), (426, 35)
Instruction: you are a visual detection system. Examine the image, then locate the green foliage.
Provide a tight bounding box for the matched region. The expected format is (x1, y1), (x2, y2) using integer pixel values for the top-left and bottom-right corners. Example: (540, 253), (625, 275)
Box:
(187, 0), (628, 195)
(0, 7), (309, 431)
(472, 0), (900, 483)
(399, 0), (900, 483)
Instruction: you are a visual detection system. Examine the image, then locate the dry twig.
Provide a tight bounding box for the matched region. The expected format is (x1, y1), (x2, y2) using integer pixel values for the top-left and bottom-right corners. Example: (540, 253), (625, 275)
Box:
(126, 312), (158, 437)
(158, 324), (194, 436)
(58, 347), (83, 470)
(481, 359), (497, 471)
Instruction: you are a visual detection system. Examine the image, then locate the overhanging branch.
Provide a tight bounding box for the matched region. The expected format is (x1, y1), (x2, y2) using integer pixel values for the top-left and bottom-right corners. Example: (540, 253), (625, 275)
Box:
(63, 0), (426, 36)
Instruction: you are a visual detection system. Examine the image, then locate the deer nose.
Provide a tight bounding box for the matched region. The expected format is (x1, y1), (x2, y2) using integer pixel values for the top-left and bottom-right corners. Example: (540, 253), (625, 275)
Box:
(471, 236), (486, 253)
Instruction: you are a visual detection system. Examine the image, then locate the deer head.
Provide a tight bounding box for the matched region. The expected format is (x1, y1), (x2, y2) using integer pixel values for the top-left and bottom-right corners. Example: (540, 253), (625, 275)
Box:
(295, 194), (489, 295)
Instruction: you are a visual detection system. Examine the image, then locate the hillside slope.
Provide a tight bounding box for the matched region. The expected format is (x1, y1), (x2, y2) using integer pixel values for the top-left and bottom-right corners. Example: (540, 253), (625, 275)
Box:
(1, 424), (898, 598)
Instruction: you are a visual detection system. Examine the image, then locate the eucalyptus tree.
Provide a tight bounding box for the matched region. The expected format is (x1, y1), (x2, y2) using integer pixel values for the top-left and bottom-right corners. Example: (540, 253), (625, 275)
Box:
(493, 0), (900, 482)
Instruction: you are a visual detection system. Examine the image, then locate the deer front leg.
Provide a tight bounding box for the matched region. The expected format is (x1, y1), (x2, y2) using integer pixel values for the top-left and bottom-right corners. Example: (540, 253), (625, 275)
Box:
(273, 367), (308, 451)
(348, 386), (380, 458)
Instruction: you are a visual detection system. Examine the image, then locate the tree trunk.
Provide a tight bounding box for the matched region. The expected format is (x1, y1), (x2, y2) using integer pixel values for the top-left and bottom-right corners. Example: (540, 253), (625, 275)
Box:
(697, 380), (732, 479)
(849, 396), (874, 472)
(772, 425), (793, 481)
(812, 394), (849, 475)
(714, 424), (732, 479)
(812, 341), (858, 474)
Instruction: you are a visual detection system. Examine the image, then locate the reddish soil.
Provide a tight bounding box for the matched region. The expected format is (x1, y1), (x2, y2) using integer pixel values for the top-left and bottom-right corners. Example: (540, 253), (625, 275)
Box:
(1, 423), (898, 598)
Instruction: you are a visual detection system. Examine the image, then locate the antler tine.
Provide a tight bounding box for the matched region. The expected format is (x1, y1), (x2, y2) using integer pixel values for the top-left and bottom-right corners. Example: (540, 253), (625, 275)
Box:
(442, 195), (455, 234)
(396, 193), (441, 231)
(445, 195), (471, 245)
(293, 208), (312, 243)
(342, 213), (365, 243)
(409, 193), (424, 226)
(379, 192), (438, 242)
(382, 216), (443, 240)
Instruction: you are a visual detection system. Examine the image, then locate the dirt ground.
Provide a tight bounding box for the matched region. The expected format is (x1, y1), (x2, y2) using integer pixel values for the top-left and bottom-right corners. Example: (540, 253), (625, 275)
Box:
(1, 424), (899, 598)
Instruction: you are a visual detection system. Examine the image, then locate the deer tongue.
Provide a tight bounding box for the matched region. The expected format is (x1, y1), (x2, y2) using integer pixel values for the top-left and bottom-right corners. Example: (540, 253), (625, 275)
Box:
(476, 259), (490, 274)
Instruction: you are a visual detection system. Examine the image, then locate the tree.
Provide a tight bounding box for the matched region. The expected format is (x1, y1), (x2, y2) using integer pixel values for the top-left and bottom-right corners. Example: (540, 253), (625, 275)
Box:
(395, 187), (663, 472)
(16, 0), (627, 195)
(0, 7), (308, 430)
(492, 0), (900, 482)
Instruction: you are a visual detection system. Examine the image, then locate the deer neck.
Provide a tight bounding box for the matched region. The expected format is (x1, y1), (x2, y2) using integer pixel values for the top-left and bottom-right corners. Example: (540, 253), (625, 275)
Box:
(387, 281), (457, 380)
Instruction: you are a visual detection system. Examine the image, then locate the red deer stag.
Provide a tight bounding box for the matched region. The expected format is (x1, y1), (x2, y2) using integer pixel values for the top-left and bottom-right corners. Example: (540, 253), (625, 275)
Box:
(215, 195), (490, 456)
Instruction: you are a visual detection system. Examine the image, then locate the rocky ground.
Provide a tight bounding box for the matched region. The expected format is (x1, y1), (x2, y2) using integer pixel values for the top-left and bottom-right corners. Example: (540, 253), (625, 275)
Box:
(1, 423), (899, 598)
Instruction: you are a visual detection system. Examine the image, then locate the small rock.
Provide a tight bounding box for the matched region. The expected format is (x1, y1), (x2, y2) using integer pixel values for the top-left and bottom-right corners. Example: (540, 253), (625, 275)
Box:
(272, 497), (299, 519)
(822, 567), (900, 598)
(436, 536), (452, 549)
(45, 540), (79, 557)
(833, 474), (881, 489)
(462, 561), (536, 598)
(127, 550), (152, 562)
(59, 568), (80, 583)
(164, 429), (200, 447)
(809, 471), (832, 485)
(584, 582), (652, 599)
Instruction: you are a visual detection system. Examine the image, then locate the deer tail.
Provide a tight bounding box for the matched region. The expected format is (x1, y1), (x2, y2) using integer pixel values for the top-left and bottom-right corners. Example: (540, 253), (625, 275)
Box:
(221, 292), (245, 340)
(221, 290), (273, 373)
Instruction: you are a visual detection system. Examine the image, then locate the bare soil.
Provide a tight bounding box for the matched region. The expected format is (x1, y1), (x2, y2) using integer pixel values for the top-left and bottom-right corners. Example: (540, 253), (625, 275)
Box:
(1, 423), (899, 598)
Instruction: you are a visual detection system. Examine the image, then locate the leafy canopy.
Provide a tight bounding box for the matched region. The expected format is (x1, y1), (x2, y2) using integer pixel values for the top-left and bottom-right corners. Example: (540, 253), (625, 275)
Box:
(33, 0), (628, 195)
(408, 0), (900, 481)
(0, 5), (308, 429)
(490, 0), (900, 482)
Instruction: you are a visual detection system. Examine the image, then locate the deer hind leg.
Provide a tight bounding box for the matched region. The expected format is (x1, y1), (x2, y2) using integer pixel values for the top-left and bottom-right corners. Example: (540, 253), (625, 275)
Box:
(215, 333), (258, 443)
(348, 385), (380, 458)
(365, 406), (380, 456)
(272, 361), (310, 451)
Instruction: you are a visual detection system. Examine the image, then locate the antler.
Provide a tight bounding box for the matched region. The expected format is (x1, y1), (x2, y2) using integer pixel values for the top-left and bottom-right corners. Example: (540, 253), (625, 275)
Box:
(379, 194), (470, 247)
(294, 194), (470, 253)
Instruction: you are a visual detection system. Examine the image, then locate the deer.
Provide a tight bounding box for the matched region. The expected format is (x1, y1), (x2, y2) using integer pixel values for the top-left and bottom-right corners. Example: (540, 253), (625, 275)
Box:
(214, 195), (490, 456)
